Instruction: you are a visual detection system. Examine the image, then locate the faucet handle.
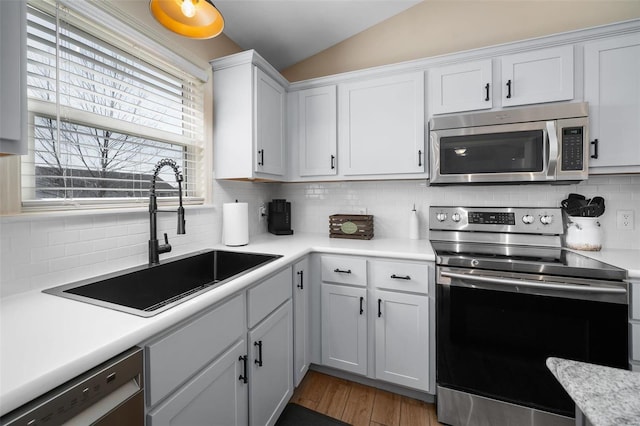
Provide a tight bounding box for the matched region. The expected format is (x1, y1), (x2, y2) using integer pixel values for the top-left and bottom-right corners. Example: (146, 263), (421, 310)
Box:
(163, 233), (169, 245)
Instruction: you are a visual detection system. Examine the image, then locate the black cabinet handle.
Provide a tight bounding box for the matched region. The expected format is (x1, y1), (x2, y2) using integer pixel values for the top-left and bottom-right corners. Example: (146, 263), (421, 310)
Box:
(238, 355), (248, 383)
(390, 274), (411, 280)
(258, 149), (264, 166)
(378, 299), (382, 318)
(418, 150), (423, 167)
(506, 80), (512, 99)
(485, 83), (490, 102)
(254, 341), (263, 367)
(591, 139), (599, 159)
(359, 296), (364, 315)
(334, 268), (352, 274)
(331, 155), (336, 170)
(297, 270), (304, 289)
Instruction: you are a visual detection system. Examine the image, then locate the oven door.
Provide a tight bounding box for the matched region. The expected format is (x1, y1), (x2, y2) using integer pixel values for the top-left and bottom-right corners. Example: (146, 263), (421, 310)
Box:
(436, 266), (628, 418)
(429, 120), (556, 184)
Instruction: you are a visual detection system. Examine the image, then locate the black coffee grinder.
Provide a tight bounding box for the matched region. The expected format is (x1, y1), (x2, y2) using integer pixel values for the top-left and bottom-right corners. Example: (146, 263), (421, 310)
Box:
(268, 199), (294, 235)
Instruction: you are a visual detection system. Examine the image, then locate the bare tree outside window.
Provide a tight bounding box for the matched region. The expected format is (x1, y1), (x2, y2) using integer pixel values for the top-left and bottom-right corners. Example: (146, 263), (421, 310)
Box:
(24, 5), (196, 201)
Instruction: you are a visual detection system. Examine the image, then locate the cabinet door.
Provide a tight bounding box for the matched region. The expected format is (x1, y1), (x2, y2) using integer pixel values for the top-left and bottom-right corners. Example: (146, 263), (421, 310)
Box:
(339, 72), (425, 176)
(501, 45), (574, 107)
(429, 60), (493, 114)
(374, 290), (430, 391)
(293, 257), (311, 387)
(255, 67), (286, 176)
(585, 33), (640, 171)
(0, 0), (27, 154)
(321, 283), (367, 375)
(298, 86), (337, 176)
(249, 300), (293, 426)
(148, 339), (248, 426)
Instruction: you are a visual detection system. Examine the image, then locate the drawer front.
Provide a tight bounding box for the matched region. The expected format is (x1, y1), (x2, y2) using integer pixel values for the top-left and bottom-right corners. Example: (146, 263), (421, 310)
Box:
(248, 267), (292, 329)
(321, 255), (367, 286)
(146, 294), (245, 407)
(370, 259), (429, 294)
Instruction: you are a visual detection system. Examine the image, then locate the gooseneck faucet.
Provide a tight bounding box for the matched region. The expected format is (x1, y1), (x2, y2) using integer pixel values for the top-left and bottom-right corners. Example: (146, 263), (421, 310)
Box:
(149, 158), (186, 265)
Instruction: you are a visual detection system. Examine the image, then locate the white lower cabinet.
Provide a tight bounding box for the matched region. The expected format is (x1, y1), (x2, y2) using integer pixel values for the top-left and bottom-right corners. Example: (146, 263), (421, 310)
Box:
(321, 283), (368, 375)
(148, 339), (248, 426)
(374, 290), (429, 391)
(293, 257), (311, 386)
(319, 255), (433, 393)
(146, 267), (294, 426)
(248, 300), (293, 426)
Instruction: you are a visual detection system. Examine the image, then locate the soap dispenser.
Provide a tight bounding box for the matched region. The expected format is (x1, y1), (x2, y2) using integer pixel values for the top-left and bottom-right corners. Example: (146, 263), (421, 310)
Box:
(409, 204), (419, 240)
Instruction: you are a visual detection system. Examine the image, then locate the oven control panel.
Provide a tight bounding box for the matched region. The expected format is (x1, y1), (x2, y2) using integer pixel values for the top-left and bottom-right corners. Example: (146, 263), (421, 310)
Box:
(429, 206), (563, 235)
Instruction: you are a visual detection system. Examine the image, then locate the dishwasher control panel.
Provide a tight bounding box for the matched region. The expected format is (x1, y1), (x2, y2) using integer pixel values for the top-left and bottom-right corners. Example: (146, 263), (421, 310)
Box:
(0, 347), (143, 426)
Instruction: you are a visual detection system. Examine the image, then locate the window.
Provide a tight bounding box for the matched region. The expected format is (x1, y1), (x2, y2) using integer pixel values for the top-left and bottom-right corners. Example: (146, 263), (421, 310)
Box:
(21, 1), (205, 208)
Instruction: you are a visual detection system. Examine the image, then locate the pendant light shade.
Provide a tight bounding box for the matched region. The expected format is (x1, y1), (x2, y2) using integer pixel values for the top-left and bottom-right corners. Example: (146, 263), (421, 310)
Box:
(150, 0), (224, 39)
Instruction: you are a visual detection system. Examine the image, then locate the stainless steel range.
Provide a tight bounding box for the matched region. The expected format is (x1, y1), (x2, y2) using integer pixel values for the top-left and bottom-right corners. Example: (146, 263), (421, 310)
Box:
(430, 206), (629, 426)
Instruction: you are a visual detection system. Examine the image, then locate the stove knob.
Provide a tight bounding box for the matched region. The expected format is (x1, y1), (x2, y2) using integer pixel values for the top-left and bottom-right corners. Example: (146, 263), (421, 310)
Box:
(436, 212), (448, 222)
(522, 215), (534, 224)
(540, 215), (554, 225)
(451, 213), (461, 222)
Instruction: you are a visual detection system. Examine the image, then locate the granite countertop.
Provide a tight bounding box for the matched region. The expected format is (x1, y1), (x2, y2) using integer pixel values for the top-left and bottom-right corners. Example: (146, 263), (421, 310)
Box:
(546, 357), (640, 426)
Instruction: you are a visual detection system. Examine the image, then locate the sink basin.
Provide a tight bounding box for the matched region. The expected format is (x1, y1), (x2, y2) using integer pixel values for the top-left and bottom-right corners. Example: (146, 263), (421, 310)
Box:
(44, 250), (281, 317)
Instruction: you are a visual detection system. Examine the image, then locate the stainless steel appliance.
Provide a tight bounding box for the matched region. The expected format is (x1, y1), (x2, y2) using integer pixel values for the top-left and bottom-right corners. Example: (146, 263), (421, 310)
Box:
(0, 347), (143, 426)
(429, 102), (590, 185)
(430, 206), (628, 426)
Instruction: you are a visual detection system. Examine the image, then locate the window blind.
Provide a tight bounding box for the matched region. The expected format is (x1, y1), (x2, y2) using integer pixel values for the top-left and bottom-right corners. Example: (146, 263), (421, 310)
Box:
(21, 1), (205, 209)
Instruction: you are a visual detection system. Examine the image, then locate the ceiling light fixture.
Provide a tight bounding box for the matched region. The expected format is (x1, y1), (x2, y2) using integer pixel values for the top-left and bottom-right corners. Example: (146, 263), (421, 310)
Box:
(149, 0), (224, 39)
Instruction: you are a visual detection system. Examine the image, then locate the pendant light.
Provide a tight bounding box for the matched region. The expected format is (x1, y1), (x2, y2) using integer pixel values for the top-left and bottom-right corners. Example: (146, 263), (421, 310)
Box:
(150, 0), (224, 39)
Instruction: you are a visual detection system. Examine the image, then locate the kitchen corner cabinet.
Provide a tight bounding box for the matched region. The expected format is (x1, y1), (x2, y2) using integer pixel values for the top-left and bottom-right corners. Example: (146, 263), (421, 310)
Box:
(584, 33), (640, 174)
(293, 257), (311, 386)
(211, 51), (286, 180)
(500, 45), (574, 107)
(297, 86), (338, 177)
(0, 0), (27, 155)
(338, 72), (425, 176)
(429, 60), (493, 114)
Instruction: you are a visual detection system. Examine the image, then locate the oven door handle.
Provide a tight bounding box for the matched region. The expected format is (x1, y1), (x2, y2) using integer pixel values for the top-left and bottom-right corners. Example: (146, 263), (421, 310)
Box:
(440, 271), (626, 294)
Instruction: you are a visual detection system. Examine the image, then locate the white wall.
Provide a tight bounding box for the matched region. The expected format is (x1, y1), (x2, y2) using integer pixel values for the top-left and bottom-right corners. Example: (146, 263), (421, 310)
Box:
(272, 175), (640, 250)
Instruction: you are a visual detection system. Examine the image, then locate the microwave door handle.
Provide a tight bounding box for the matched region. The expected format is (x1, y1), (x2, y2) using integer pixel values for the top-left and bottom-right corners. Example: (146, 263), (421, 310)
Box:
(546, 121), (558, 180)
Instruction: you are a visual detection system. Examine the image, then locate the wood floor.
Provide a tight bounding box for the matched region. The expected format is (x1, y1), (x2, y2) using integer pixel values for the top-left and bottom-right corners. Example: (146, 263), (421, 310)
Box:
(289, 370), (444, 426)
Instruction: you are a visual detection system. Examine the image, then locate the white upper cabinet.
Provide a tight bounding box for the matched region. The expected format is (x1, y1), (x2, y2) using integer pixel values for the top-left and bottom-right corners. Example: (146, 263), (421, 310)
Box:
(584, 33), (640, 173)
(0, 0), (27, 155)
(429, 60), (493, 114)
(211, 51), (286, 180)
(501, 45), (574, 107)
(297, 86), (337, 177)
(338, 72), (425, 176)
(255, 68), (286, 176)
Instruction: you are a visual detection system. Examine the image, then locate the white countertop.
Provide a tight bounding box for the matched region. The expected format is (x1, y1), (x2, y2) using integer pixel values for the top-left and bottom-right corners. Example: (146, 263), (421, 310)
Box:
(0, 233), (637, 417)
(0, 233), (435, 417)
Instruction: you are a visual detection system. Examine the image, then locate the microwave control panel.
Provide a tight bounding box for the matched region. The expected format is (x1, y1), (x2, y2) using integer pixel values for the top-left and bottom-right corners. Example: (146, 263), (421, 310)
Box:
(561, 127), (584, 171)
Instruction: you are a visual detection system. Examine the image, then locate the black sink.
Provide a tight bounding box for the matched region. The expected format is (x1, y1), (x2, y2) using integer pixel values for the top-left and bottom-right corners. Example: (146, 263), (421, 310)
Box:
(44, 250), (281, 317)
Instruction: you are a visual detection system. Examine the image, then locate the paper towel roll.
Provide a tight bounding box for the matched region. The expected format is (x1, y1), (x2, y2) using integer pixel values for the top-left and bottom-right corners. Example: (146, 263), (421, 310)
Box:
(223, 202), (249, 246)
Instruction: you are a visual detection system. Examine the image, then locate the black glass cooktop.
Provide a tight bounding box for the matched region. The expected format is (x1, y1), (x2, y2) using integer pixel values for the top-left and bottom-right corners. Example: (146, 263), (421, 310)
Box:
(431, 241), (627, 281)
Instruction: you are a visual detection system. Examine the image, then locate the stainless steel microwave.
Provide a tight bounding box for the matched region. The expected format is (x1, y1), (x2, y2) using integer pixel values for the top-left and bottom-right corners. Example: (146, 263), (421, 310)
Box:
(428, 102), (589, 185)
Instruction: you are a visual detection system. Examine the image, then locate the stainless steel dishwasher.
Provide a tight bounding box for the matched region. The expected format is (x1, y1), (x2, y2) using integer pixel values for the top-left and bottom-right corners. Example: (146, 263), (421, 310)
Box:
(0, 347), (143, 426)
